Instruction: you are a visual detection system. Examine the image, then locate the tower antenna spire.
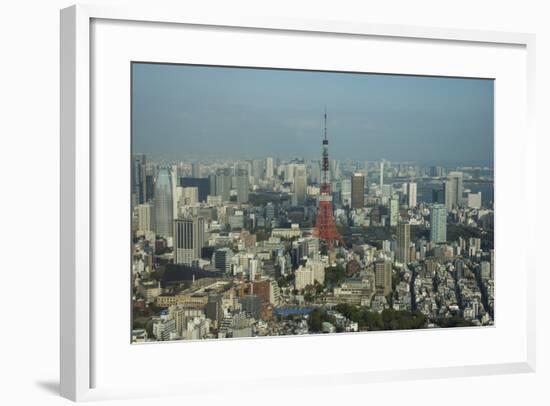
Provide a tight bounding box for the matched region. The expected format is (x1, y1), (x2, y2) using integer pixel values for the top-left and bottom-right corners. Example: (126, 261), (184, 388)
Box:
(324, 106), (327, 141)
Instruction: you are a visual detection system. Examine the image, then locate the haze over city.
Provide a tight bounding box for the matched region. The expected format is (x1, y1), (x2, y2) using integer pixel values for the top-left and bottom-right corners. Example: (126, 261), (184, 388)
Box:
(132, 63), (494, 164)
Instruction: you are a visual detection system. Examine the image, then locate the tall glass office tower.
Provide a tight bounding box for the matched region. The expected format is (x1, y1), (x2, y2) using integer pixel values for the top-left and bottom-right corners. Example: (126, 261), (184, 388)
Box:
(154, 167), (173, 238)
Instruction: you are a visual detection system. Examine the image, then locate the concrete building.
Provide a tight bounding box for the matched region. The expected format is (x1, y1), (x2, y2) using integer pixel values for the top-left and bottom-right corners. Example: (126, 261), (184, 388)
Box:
(467, 192), (482, 209)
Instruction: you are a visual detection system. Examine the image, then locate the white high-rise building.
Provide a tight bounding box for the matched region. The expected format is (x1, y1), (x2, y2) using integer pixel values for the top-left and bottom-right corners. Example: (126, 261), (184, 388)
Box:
(249, 259), (259, 281)
(405, 182), (417, 208)
(293, 164), (307, 205)
(379, 161), (384, 186)
(467, 192), (482, 209)
(285, 163), (296, 182)
(265, 157), (274, 180)
(294, 260), (326, 290)
(295, 266), (312, 290)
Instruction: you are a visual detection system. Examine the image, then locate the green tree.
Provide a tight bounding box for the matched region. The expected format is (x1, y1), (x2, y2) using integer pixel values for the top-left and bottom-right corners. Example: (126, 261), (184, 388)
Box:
(309, 309), (323, 332)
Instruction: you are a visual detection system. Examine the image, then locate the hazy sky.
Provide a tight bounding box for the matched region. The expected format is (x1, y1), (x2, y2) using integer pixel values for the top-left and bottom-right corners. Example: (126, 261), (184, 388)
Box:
(132, 63), (494, 164)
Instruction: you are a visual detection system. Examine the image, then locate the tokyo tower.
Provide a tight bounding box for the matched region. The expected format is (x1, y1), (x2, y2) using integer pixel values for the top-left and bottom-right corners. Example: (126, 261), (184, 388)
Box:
(314, 110), (344, 251)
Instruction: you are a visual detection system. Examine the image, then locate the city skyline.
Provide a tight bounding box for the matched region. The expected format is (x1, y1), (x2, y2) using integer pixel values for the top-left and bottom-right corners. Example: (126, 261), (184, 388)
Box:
(132, 63), (494, 163)
(131, 63), (494, 343)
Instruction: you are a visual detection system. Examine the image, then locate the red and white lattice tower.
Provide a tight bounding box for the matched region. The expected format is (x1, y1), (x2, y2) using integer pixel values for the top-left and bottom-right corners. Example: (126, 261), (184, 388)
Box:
(314, 110), (344, 251)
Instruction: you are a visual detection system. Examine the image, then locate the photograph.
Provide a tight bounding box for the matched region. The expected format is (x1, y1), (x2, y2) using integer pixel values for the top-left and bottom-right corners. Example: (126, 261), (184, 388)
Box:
(131, 62), (495, 343)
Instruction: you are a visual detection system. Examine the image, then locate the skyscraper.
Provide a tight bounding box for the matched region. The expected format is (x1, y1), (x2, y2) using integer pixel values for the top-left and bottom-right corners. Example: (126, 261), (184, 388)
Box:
(265, 157), (274, 180)
(351, 173), (365, 209)
(251, 160), (263, 185)
(171, 164), (179, 219)
(405, 182), (417, 208)
(379, 161), (384, 186)
(285, 163), (296, 183)
(235, 168), (249, 203)
(340, 179), (351, 204)
(191, 162), (201, 178)
(174, 217), (205, 265)
(293, 165), (307, 205)
(132, 154), (146, 205)
(375, 260), (392, 295)
(389, 197), (399, 227)
(154, 168), (173, 238)
(145, 165), (155, 202)
(396, 221), (411, 264)
(330, 160), (341, 181)
(214, 168), (232, 202)
(445, 171), (464, 210)
(430, 203), (447, 243)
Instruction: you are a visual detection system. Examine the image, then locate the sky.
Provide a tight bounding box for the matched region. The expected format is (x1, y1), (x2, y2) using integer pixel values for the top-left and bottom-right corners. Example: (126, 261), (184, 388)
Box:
(132, 63), (494, 164)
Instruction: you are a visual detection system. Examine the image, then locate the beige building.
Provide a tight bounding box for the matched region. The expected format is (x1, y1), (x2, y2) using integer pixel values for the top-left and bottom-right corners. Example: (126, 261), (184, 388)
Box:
(272, 224), (301, 239)
(396, 221), (411, 265)
(136, 203), (152, 234)
(295, 260), (326, 290)
(375, 260), (392, 295)
(156, 293), (209, 308)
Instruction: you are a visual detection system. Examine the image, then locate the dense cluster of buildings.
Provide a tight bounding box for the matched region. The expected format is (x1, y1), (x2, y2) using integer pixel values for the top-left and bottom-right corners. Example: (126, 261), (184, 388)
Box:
(131, 149), (494, 342)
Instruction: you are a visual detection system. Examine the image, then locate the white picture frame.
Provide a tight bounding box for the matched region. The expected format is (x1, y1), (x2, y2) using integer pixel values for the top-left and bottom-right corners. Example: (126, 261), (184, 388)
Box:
(60, 4), (536, 402)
